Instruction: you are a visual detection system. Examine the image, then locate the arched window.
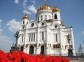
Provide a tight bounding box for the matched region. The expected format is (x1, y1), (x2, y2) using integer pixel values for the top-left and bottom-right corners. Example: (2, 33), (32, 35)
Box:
(29, 45), (34, 55)
(49, 15), (51, 19)
(42, 32), (44, 41)
(68, 49), (73, 57)
(23, 21), (24, 24)
(45, 15), (47, 20)
(21, 46), (24, 51)
(54, 14), (57, 19)
(38, 17), (39, 21)
(41, 15), (43, 20)
(40, 45), (44, 54)
(31, 23), (34, 27)
(42, 23), (44, 26)
(55, 34), (58, 42)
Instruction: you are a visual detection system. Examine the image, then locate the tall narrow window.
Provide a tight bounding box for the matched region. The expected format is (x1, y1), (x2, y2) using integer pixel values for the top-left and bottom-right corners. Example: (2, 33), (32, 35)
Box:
(34, 33), (35, 41)
(49, 15), (51, 19)
(54, 14), (57, 19)
(22, 34), (23, 42)
(21, 46), (24, 51)
(29, 34), (30, 41)
(41, 15), (43, 21)
(67, 34), (71, 43)
(31, 33), (33, 41)
(40, 45), (44, 54)
(45, 15), (47, 20)
(42, 32), (44, 41)
(23, 21), (24, 24)
(29, 33), (31, 41)
(56, 34), (58, 42)
(29, 33), (35, 42)
(38, 17), (39, 21)
(29, 33), (32, 41)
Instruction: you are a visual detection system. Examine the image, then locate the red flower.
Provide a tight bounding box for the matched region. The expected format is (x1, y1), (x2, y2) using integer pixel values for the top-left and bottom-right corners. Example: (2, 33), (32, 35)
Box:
(0, 50), (70, 62)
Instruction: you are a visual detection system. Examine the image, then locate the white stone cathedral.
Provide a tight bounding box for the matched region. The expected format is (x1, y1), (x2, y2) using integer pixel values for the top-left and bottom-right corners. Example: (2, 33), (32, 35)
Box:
(13, 4), (75, 56)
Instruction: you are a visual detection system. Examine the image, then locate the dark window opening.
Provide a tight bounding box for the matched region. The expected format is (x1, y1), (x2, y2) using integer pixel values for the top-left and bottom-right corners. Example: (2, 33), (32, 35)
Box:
(38, 17), (39, 21)
(56, 34), (58, 42)
(22, 34), (23, 42)
(55, 25), (57, 28)
(41, 15), (43, 20)
(54, 14), (57, 19)
(31, 23), (34, 27)
(42, 32), (44, 41)
(21, 46), (24, 51)
(65, 45), (68, 49)
(29, 45), (34, 55)
(42, 23), (44, 26)
(68, 49), (73, 57)
(23, 21), (24, 24)
(40, 45), (44, 55)
(67, 34), (71, 43)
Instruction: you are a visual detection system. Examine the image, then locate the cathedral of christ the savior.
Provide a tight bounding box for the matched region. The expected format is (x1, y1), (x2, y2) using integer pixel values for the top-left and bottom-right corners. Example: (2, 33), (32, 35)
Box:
(11, 3), (75, 56)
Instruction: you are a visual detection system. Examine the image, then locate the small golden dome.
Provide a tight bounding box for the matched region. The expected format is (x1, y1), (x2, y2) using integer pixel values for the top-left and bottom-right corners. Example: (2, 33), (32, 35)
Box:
(37, 4), (52, 12)
(52, 7), (60, 12)
(22, 14), (29, 19)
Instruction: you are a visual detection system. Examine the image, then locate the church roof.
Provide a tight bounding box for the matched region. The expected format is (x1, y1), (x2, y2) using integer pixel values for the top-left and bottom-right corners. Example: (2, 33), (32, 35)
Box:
(52, 7), (60, 12)
(37, 4), (60, 12)
(22, 14), (29, 19)
(37, 4), (52, 12)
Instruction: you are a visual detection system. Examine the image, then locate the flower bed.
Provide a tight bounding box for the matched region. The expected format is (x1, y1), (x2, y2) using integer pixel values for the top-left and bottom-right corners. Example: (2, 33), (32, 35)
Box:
(0, 50), (70, 62)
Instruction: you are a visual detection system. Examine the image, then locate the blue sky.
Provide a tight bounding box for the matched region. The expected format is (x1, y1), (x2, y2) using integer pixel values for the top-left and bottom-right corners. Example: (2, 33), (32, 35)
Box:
(0, 0), (84, 53)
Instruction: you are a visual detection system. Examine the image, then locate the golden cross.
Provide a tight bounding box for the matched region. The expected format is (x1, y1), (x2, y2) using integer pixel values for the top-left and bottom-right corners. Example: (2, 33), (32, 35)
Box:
(45, 0), (48, 4)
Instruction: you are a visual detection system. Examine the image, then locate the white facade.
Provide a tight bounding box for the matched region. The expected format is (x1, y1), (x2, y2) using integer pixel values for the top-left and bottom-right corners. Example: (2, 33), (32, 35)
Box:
(15, 4), (75, 56)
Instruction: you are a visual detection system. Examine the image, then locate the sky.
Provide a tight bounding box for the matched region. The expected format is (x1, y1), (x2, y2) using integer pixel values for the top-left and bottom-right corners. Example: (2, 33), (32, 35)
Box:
(0, 0), (84, 53)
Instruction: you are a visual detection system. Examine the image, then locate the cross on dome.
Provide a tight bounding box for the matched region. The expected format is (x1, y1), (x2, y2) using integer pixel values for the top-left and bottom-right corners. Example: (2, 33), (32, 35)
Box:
(45, 0), (48, 4)
(22, 13), (29, 19)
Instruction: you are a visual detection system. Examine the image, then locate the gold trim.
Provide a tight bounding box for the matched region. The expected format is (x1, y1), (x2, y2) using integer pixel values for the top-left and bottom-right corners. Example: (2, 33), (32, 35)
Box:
(52, 7), (60, 12)
(22, 14), (29, 19)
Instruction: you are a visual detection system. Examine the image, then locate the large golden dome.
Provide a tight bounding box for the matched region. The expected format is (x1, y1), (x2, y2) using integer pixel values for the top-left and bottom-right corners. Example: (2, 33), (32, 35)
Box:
(37, 4), (52, 12)
(52, 7), (60, 12)
(37, 4), (60, 12)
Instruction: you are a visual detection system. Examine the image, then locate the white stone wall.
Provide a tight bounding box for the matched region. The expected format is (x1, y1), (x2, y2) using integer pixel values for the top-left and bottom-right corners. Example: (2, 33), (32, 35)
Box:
(36, 11), (52, 21)
(17, 8), (75, 56)
(52, 12), (61, 20)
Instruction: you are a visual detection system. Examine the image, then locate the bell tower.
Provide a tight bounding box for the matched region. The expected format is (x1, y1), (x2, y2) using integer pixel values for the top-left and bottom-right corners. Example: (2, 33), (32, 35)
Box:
(52, 7), (61, 20)
(22, 14), (29, 25)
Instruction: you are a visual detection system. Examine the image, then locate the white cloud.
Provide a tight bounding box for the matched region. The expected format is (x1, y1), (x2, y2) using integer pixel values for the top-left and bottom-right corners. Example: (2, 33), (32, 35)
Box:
(31, 0), (36, 4)
(23, 0), (28, 8)
(14, 0), (19, 4)
(6, 19), (21, 33)
(28, 5), (37, 14)
(31, 19), (34, 21)
(24, 0), (28, 3)
(14, 0), (37, 15)
(0, 33), (13, 52)
(23, 10), (31, 15)
(0, 19), (13, 52)
(81, 31), (84, 34)
(0, 19), (2, 22)
(0, 19), (2, 32)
